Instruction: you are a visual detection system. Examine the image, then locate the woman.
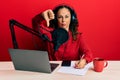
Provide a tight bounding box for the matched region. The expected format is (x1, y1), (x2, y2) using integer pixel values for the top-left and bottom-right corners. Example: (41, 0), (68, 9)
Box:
(32, 4), (93, 69)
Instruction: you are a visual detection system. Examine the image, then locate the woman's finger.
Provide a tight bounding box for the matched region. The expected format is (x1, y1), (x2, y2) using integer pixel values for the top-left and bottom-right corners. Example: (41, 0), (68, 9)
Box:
(74, 59), (86, 69)
(48, 10), (55, 19)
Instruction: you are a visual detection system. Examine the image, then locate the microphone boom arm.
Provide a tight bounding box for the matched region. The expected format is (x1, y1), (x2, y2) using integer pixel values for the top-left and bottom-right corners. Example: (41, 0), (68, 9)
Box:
(9, 19), (51, 49)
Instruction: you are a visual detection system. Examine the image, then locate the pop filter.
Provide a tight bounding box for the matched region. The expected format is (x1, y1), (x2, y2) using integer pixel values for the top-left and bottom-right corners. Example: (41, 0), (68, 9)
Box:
(52, 28), (69, 51)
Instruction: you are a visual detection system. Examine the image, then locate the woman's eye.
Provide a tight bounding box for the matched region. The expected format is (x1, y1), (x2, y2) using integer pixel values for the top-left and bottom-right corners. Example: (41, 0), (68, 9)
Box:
(65, 15), (69, 18)
(57, 16), (62, 18)
(57, 15), (70, 19)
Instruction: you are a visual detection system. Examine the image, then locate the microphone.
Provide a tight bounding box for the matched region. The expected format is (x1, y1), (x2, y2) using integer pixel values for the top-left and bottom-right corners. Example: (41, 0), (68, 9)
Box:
(52, 28), (69, 51)
(39, 26), (69, 51)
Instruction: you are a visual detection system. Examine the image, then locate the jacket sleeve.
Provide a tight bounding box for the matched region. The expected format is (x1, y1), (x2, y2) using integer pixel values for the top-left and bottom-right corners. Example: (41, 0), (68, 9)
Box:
(79, 34), (93, 63)
(32, 13), (54, 41)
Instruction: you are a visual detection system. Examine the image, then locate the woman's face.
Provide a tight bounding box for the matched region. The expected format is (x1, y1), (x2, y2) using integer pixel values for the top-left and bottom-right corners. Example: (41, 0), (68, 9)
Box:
(57, 8), (71, 31)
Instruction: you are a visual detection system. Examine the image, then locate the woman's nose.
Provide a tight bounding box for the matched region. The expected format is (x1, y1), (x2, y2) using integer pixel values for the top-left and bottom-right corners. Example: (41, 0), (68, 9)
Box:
(62, 17), (65, 22)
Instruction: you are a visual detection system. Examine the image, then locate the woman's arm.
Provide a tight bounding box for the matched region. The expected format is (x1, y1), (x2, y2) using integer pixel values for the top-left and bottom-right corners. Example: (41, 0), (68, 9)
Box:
(75, 34), (93, 69)
(32, 9), (55, 41)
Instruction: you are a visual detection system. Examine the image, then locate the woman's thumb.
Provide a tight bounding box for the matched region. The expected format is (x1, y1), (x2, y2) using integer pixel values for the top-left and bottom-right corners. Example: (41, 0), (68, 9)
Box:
(46, 19), (50, 27)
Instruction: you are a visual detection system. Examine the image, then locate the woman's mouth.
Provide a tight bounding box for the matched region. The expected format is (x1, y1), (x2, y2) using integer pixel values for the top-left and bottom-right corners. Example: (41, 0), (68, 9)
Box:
(62, 24), (66, 26)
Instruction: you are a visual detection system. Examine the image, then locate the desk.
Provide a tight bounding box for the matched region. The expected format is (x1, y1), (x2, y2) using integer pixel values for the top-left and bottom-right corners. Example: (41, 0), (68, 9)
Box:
(0, 61), (120, 80)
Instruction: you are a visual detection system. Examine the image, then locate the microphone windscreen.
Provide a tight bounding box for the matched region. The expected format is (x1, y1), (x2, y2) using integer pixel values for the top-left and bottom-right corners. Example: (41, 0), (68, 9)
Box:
(52, 28), (69, 51)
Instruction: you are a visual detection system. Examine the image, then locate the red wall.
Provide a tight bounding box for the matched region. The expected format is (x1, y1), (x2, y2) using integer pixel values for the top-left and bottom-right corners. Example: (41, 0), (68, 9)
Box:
(0, 0), (120, 61)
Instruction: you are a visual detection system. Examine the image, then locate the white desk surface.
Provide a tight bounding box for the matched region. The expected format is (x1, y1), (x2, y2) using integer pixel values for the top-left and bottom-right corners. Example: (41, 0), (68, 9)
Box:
(0, 61), (120, 80)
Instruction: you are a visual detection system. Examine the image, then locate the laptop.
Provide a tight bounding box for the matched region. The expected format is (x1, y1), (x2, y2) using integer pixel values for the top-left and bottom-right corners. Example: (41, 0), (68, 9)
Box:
(9, 48), (59, 73)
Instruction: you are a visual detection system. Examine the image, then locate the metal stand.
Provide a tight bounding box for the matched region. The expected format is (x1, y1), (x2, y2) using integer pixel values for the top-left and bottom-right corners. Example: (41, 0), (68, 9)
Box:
(9, 19), (51, 49)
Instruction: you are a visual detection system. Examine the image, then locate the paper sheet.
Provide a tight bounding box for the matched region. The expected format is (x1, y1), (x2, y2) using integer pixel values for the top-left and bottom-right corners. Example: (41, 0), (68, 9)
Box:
(57, 61), (92, 76)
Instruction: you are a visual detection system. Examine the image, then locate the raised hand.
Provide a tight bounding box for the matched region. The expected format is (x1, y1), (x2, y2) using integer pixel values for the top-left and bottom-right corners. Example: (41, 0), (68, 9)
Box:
(41, 9), (55, 27)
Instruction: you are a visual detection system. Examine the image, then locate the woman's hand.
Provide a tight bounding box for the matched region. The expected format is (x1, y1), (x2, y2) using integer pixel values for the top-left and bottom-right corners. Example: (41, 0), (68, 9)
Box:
(41, 9), (55, 27)
(74, 59), (87, 69)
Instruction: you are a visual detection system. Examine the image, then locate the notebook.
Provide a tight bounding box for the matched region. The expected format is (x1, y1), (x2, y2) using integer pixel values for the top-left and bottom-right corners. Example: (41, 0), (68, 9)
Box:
(58, 61), (92, 76)
(9, 49), (59, 73)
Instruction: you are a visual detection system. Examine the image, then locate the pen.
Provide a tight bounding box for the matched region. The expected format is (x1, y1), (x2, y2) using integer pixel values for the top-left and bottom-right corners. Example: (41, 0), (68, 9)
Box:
(80, 54), (85, 61)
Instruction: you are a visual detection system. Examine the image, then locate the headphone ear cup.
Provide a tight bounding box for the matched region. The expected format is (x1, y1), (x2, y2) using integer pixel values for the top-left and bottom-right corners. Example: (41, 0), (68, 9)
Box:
(71, 13), (76, 22)
(72, 14), (75, 21)
(71, 9), (76, 21)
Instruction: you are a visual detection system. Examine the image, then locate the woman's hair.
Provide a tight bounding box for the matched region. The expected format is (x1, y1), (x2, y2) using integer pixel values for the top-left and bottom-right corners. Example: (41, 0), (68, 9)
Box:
(50, 4), (79, 40)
